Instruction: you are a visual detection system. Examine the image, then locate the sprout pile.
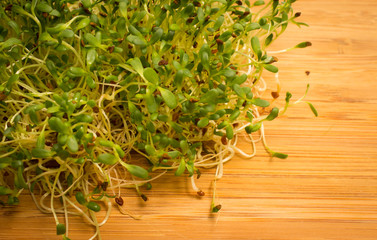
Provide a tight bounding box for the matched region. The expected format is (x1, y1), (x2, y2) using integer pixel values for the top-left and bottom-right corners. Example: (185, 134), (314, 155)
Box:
(0, 0), (316, 239)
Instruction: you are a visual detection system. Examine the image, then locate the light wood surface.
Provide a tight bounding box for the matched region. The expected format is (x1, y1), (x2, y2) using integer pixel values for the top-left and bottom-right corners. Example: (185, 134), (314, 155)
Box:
(2, 0), (377, 239)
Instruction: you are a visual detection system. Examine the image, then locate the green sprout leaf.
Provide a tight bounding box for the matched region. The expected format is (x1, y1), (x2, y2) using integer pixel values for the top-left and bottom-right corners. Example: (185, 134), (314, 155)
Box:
(265, 107), (279, 121)
(98, 139), (114, 148)
(158, 87), (177, 109)
(67, 135), (79, 153)
(143, 68), (159, 85)
(68, 67), (86, 77)
(263, 64), (279, 73)
(245, 122), (262, 134)
(175, 158), (186, 176)
(180, 140), (189, 154)
(75, 192), (87, 205)
(150, 27), (164, 45)
(75, 114), (94, 123)
(87, 48), (97, 65)
(212, 204), (222, 213)
(76, 18), (90, 30)
(229, 109), (240, 122)
(272, 152), (288, 159)
(145, 93), (158, 113)
(86, 76), (96, 89)
(84, 33), (101, 47)
(6, 74), (19, 92)
(1, 38), (21, 51)
(307, 102), (318, 117)
(119, 1), (128, 17)
(171, 122), (183, 133)
(114, 145), (126, 158)
(47, 23), (66, 35)
(86, 201), (101, 212)
(174, 69), (184, 87)
(15, 167), (28, 189)
(251, 98), (270, 107)
(254, 0), (265, 6)
(59, 29), (74, 38)
(213, 15), (224, 30)
(124, 164), (149, 179)
(251, 36), (262, 60)
(127, 35), (147, 47)
(8, 21), (21, 35)
(129, 57), (144, 76)
(56, 223), (66, 235)
(197, 118), (209, 128)
(97, 153), (118, 165)
(226, 125), (234, 139)
(36, 131), (45, 149)
(48, 117), (69, 134)
(31, 148), (54, 158)
(233, 84), (246, 98)
(199, 44), (210, 70)
(0, 186), (13, 195)
(295, 41), (312, 48)
(145, 144), (156, 156)
(246, 22), (261, 31)
(0, 157), (12, 170)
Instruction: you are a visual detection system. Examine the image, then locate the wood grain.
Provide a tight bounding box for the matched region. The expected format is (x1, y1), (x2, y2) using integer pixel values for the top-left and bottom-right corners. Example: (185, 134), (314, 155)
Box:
(1, 0), (377, 239)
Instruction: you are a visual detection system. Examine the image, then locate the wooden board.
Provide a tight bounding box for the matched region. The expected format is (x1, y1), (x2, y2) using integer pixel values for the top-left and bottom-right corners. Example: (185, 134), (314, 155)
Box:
(1, 0), (377, 239)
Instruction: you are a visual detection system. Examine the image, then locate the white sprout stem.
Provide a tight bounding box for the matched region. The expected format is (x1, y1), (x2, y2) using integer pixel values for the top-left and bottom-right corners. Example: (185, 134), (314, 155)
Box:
(88, 228), (99, 240)
(267, 49), (288, 54)
(98, 200), (112, 226)
(231, 130), (257, 158)
(50, 171), (61, 225)
(57, 180), (70, 237)
(109, 170), (167, 188)
(27, 172), (51, 214)
(215, 147), (225, 180)
(89, 209), (102, 240)
(260, 123), (268, 150)
(256, 77), (267, 92)
(64, 197), (96, 225)
(190, 176), (200, 192)
(55, 172), (84, 198)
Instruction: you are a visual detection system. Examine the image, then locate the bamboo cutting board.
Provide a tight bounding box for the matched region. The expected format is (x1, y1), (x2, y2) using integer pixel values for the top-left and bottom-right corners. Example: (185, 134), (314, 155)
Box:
(1, 0), (377, 239)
